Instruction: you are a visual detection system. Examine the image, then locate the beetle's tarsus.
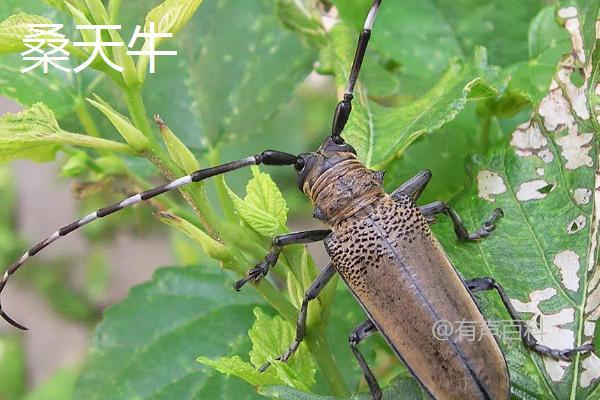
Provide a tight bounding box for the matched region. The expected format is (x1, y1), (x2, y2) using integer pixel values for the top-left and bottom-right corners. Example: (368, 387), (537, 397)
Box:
(417, 201), (504, 241)
(467, 277), (595, 362)
(234, 259), (272, 291)
(235, 230), (332, 292)
(525, 333), (594, 361)
(258, 362), (271, 373)
(349, 319), (381, 400)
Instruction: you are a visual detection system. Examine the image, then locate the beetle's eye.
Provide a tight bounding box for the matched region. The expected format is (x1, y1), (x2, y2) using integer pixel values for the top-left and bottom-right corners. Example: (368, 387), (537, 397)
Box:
(294, 157), (305, 172)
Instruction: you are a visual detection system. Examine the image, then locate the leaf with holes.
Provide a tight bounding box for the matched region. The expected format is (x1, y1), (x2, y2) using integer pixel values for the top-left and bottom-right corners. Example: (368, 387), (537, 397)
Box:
(73, 266), (264, 400)
(431, 3), (600, 398)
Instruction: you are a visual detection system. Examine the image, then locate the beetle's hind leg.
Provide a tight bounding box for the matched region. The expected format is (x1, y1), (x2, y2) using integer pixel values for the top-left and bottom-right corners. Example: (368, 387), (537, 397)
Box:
(234, 230), (331, 290)
(258, 263), (336, 372)
(419, 201), (503, 241)
(349, 319), (382, 400)
(466, 277), (594, 361)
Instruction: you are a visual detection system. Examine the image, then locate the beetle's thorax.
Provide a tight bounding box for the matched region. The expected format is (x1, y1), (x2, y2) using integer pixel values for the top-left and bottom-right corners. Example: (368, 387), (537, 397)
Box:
(302, 154), (384, 225)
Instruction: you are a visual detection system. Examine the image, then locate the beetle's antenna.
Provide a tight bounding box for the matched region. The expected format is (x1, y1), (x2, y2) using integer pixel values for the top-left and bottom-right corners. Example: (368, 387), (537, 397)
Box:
(0, 150), (297, 330)
(330, 0), (382, 144)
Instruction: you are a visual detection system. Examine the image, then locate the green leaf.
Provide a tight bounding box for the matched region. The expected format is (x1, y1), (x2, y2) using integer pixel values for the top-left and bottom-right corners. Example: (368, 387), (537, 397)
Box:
(249, 307), (316, 391)
(507, 6), (572, 104)
(259, 374), (425, 400)
(226, 166), (288, 237)
(137, 0), (317, 148)
(0, 13), (52, 55)
(198, 307), (316, 391)
(332, 0), (543, 95)
(196, 355), (281, 387)
(0, 103), (135, 164)
(84, 0), (110, 24)
(0, 1), (84, 121)
(275, 0), (326, 46)
(87, 94), (149, 150)
(42, 0), (87, 13)
(155, 114), (200, 173)
(432, 3), (600, 397)
(328, 21), (506, 167)
(74, 266), (264, 400)
(0, 102), (60, 162)
(144, 0), (204, 44)
(156, 211), (233, 265)
(0, 335), (26, 400)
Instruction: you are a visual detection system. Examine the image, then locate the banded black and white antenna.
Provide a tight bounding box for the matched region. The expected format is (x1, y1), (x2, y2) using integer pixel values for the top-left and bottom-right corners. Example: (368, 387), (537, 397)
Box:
(330, 0), (382, 144)
(1, 0), (383, 330)
(0, 150), (297, 330)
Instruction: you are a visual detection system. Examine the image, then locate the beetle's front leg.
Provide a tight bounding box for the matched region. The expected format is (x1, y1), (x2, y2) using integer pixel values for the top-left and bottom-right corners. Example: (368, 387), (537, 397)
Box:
(419, 201), (503, 241)
(349, 319), (381, 400)
(259, 263), (337, 372)
(466, 277), (594, 360)
(234, 230), (331, 291)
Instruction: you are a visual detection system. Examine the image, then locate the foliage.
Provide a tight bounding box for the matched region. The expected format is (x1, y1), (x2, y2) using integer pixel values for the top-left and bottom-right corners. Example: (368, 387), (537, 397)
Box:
(1, 0), (600, 399)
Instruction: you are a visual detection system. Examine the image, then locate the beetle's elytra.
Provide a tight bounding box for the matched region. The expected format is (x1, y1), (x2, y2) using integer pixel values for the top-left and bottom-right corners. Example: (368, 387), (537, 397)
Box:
(1, 1), (594, 399)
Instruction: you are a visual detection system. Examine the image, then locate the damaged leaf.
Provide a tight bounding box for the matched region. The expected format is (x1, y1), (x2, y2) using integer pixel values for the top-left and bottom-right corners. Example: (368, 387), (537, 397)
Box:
(434, 3), (600, 397)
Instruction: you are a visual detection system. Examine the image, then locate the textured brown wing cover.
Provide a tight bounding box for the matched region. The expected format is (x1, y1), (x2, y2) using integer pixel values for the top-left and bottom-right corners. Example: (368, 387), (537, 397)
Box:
(325, 194), (510, 400)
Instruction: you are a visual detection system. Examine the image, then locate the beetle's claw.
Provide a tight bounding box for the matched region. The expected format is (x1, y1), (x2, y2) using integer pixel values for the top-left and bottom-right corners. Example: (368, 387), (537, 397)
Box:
(0, 308), (28, 330)
(557, 344), (594, 361)
(233, 262), (270, 291)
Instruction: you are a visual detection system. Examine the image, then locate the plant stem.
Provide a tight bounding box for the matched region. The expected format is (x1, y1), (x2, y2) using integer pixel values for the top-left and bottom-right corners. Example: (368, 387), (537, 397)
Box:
(108, 0), (122, 23)
(306, 335), (350, 397)
(123, 86), (221, 239)
(75, 99), (101, 138)
(118, 79), (348, 396)
(58, 131), (137, 154)
(207, 147), (237, 222)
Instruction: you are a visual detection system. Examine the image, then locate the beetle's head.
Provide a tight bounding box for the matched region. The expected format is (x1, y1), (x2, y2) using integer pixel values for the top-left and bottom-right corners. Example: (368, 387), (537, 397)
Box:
(295, 137), (357, 192)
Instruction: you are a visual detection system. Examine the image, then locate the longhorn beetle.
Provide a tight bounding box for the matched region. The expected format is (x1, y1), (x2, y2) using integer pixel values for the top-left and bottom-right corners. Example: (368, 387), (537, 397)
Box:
(1, 1), (595, 399)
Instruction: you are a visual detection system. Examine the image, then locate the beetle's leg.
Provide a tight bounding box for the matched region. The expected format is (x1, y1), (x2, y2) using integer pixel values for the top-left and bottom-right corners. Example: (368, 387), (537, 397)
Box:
(349, 319), (382, 400)
(419, 201), (504, 241)
(234, 230), (331, 290)
(466, 277), (594, 361)
(390, 169), (432, 202)
(331, 0), (382, 143)
(259, 263), (337, 372)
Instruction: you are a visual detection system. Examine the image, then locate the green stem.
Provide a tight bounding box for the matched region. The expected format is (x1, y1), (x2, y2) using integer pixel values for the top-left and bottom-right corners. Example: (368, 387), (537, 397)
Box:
(306, 335), (350, 397)
(207, 147), (237, 222)
(74, 99), (101, 138)
(124, 86), (221, 239)
(118, 78), (348, 396)
(65, 44), (124, 86)
(57, 131), (137, 154)
(108, 0), (122, 23)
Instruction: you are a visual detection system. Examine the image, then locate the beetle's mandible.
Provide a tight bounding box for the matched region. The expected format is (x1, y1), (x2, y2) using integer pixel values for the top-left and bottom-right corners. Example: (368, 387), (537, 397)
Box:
(1, 1), (594, 399)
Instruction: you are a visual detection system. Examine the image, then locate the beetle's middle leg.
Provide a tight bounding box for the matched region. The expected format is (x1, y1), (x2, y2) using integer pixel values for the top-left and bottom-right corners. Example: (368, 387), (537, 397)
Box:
(466, 277), (594, 361)
(349, 319), (382, 400)
(419, 201), (504, 241)
(259, 263), (337, 372)
(234, 229), (331, 290)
